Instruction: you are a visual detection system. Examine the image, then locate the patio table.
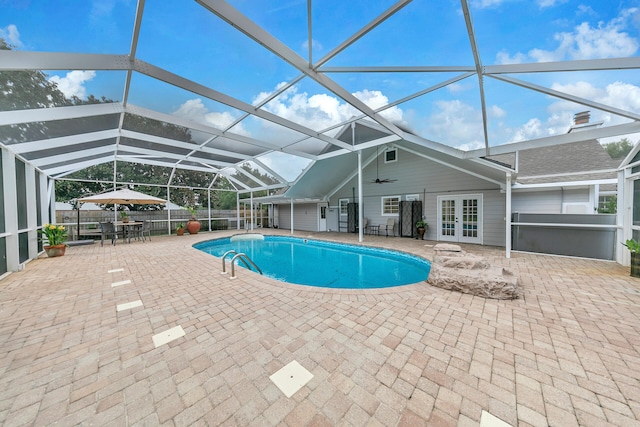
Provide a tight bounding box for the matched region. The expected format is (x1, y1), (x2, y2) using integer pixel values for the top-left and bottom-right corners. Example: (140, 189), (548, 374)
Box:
(114, 221), (143, 243)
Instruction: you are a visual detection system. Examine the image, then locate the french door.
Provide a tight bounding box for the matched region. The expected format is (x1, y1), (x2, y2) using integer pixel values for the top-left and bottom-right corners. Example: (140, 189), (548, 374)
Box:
(437, 194), (483, 244)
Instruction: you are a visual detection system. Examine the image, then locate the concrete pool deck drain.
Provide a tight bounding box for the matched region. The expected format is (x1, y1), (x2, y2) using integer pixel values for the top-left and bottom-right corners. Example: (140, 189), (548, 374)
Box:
(116, 300), (143, 311)
(152, 325), (186, 348)
(269, 360), (314, 398)
(480, 410), (513, 427)
(111, 279), (131, 287)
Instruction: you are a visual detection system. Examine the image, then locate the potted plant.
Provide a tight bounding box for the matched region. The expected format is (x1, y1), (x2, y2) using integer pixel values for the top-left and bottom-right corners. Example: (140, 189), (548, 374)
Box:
(415, 219), (428, 240)
(119, 210), (130, 223)
(186, 206), (201, 234)
(624, 239), (640, 277)
(39, 223), (68, 257)
(176, 223), (185, 236)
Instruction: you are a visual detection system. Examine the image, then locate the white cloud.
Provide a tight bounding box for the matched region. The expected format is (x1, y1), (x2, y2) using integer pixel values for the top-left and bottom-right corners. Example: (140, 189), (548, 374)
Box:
(597, 81), (640, 114)
(425, 100), (506, 149)
(428, 100), (485, 150)
(254, 84), (405, 132)
(447, 83), (469, 94)
(0, 24), (22, 47)
(48, 70), (96, 98)
(507, 80), (640, 142)
(537, 0), (567, 9)
(577, 5), (596, 16)
(497, 8), (639, 63)
(172, 98), (249, 136)
(90, 0), (118, 19)
(489, 105), (506, 119)
(257, 151), (312, 182)
(495, 50), (528, 65)
(550, 81), (605, 101)
(470, 0), (505, 9)
(508, 118), (545, 142)
(301, 38), (323, 53)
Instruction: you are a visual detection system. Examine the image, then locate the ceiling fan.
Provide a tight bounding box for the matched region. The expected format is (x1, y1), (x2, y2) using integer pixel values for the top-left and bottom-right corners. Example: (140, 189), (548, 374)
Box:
(371, 146), (397, 184)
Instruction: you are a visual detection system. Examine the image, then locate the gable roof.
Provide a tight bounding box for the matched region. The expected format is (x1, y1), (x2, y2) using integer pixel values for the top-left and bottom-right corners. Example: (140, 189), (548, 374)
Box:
(283, 121), (513, 200)
(486, 140), (619, 185)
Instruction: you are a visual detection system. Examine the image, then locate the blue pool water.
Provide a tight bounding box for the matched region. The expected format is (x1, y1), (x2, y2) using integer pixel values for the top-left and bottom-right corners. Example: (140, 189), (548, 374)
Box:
(193, 235), (431, 289)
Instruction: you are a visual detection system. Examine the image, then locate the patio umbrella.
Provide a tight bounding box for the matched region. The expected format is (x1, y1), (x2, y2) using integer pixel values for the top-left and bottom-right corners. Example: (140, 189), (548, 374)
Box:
(78, 188), (167, 205)
(78, 188), (167, 226)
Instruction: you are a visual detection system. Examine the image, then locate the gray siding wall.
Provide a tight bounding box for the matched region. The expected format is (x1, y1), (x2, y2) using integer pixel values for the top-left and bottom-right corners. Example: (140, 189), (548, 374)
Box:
(512, 188), (589, 214)
(330, 149), (506, 246)
(278, 203), (319, 231)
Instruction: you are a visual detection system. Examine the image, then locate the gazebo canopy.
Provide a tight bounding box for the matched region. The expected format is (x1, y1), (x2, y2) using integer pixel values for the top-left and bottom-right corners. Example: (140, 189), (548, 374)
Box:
(1, 1), (639, 193)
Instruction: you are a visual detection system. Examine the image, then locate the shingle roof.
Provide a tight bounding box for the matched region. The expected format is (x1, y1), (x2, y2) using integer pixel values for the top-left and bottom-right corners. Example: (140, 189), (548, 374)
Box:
(486, 139), (619, 184)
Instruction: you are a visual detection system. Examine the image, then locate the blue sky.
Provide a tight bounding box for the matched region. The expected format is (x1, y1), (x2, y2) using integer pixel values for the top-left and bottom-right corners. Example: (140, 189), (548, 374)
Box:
(2, 0), (640, 170)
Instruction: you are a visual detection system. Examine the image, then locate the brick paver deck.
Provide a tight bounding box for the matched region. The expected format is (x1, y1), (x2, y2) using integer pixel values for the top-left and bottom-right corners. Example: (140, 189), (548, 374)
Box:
(1, 229), (639, 426)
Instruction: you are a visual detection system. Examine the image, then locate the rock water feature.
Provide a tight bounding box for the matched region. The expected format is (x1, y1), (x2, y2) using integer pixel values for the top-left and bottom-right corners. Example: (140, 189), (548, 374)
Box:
(427, 243), (520, 299)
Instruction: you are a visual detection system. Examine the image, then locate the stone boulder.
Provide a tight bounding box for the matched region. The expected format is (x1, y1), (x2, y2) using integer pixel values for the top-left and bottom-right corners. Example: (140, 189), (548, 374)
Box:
(427, 244), (520, 300)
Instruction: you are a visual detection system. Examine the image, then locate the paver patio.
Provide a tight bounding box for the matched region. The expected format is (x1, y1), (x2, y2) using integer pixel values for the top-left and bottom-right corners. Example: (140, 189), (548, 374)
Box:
(0, 229), (639, 426)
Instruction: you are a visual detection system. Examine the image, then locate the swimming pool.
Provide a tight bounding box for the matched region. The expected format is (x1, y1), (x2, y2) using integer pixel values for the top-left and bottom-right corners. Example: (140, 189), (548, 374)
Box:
(193, 235), (431, 289)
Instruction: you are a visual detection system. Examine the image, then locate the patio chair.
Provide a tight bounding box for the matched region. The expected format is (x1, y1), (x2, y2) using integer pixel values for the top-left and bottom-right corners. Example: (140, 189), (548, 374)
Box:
(135, 220), (152, 242)
(99, 221), (119, 246)
(384, 217), (396, 237)
(360, 218), (369, 234)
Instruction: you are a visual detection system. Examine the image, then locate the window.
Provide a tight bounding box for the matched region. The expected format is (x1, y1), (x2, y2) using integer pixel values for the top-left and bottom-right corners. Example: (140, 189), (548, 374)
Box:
(598, 194), (617, 213)
(384, 148), (397, 163)
(339, 198), (349, 216)
(381, 196), (400, 215)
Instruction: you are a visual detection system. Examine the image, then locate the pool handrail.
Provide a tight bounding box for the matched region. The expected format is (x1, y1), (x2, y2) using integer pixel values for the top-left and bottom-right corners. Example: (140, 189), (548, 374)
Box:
(230, 253), (262, 279)
(221, 249), (262, 278)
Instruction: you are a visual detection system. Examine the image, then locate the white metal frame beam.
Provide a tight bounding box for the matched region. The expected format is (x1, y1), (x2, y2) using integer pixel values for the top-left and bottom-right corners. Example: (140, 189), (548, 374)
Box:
(30, 145), (117, 168)
(133, 58), (354, 152)
(9, 130), (119, 155)
(461, 0), (489, 155)
(0, 103), (124, 126)
(119, 130), (250, 162)
(485, 57), (640, 74)
(312, 0), (413, 69)
(196, 0), (408, 140)
(0, 50), (132, 71)
(464, 121), (640, 158)
(490, 74), (640, 122)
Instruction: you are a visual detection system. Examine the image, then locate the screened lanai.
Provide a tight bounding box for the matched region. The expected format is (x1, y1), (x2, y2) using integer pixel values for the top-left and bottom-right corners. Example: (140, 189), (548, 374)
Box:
(1, 0), (640, 276)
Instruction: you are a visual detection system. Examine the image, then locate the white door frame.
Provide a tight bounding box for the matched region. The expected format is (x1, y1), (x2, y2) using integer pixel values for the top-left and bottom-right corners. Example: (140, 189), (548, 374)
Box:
(437, 194), (483, 244)
(318, 203), (328, 232)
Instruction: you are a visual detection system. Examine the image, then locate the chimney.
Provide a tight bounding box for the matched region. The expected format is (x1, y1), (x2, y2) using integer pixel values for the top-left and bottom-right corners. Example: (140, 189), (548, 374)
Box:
(574, 111), (590, 125)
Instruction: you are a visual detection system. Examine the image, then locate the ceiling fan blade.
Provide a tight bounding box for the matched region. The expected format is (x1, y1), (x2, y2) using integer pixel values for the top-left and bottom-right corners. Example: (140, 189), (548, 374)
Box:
(372, 147), (397, 183)
(372, 178), (397, 184)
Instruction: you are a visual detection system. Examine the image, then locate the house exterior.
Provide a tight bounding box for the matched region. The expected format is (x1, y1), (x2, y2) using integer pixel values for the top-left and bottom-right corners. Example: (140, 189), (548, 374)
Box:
(266, 116), (621, 260)
(489, 113), (619, 216)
